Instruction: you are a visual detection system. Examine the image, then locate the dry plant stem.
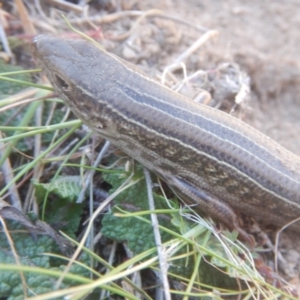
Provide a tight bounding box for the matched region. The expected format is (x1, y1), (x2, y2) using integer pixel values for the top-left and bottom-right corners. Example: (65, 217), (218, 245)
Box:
(175, 70), (207, 93)
(112, 9), (211, 41)
(94, 240), (150, 300)
(112, 9), (165, 41)
(129, 267), (143, 299)
(87, 136), (97, 254)
(0, 216), (27, 297)
(92, 229), (102, 246)
(0, 124), (80, 200)
(174, 29), (219, 65)
(0, 23), (12, 60)
(76, 140), (111, 203)
(183, 250), (202, 300)
(254, 228), (290, 278)
(274, 217), (300, 273)
(34, 0), (49, 21)
(2, 171), (33, 204)
(0, 89), (38, 110)
(88, 173), (95, 250)
(14, 0), (36, 35)
(82, 4), (99, 31)
(56, 138), (80, 158)
(0, 132), (22, 210)
(162, 62), (188, 90)
(143, 167), (171, 300)
(100, 240), (118, 300)
(3, 105), (28, 128)
(161, 30), (218, 90)
(44, 100), (57, 126)
(47, 10), (208, 33)
(24, 108), (71, 213)
(55, 172), (139, 289)
(32, 101), (43, 213)
(47, 104), (71, 148)
(121, 242), (143, 291)
(181, 210), (257, 281)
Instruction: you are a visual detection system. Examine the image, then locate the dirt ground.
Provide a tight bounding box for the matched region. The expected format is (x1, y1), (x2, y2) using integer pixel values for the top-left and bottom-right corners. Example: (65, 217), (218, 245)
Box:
(135, 0), (300, 289)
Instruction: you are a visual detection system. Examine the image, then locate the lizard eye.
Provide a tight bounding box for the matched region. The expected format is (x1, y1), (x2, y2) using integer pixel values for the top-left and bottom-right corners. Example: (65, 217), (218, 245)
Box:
(54, 74), (70, 91)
